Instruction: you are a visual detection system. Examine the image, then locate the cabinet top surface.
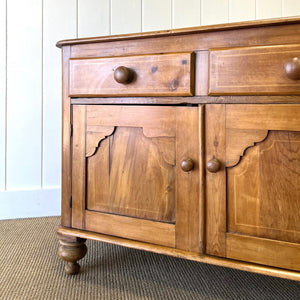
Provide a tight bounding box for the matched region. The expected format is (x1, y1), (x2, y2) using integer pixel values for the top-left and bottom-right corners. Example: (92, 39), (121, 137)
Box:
(56, 16), (300, 48)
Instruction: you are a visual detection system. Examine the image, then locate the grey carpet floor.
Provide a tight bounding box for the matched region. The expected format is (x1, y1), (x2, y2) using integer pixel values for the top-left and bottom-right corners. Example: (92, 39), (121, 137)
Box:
(0, 216), (299, 300)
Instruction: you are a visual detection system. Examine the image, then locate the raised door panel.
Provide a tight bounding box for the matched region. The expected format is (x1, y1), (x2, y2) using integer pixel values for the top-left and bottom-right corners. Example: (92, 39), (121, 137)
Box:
(72, 105), (201, 251)
(206, 104), (300, 271)
(86, 126), (176, 223)
(227, 130), (300, 244)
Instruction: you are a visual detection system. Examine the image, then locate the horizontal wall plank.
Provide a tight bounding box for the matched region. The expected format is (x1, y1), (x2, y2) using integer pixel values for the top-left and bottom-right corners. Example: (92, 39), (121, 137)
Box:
(0, 0), (6, 190)
(6, 0), (42, 189)
(43, 0), (76, 188)
(172, 0), (201, 28)
(111, 0), (141, 34)
(0, 187), (60, 219)
(78, 0), (110, 38)
(143, 0), (172, 31)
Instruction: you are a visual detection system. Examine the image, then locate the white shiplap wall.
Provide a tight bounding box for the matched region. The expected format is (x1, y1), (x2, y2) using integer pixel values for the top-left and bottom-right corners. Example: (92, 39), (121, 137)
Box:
(0, 0), (300, 219)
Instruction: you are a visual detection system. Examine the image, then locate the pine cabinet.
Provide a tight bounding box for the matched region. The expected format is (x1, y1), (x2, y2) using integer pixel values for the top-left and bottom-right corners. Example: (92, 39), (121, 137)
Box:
(56, 17), (300, 281)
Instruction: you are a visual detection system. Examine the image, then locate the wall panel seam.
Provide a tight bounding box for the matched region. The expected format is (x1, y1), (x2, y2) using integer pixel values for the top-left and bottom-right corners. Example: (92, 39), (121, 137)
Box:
(141, 0), (143, 32)
(76, 0), (78, 38)
(109, 0), (112, 35)
(142, 0), (144, 31)
(171, 0), (174, 29)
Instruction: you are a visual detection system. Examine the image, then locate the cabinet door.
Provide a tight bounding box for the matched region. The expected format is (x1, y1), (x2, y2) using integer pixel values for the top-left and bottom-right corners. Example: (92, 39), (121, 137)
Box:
(206, 104), (300, 271)
(71, 105), (203, 252)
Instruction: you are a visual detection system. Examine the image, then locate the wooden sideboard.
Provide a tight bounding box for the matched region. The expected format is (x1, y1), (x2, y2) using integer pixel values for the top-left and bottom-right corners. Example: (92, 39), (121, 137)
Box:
(56, 17), (300, 281)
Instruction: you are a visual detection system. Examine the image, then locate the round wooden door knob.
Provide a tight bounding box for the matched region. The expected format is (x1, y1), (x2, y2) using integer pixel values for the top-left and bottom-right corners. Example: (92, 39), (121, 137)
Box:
(284, 57), (300, 80)
(181, 158), (194, 172)
(206, 158), (221, 173)
(114, 66), (134, 84)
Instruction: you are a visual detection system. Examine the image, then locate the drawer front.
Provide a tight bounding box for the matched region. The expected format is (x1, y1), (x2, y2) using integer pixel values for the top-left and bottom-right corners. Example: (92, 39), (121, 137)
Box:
(69, 52), (194, 97)
(209, 44), (300, 95)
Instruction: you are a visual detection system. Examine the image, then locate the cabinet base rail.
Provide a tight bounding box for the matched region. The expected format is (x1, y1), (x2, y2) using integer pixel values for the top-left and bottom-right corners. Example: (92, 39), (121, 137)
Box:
(57, 226), (300, 281)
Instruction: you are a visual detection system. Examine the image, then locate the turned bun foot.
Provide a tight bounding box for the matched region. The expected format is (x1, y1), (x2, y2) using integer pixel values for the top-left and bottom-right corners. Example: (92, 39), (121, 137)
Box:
(58, 238), (87, 275)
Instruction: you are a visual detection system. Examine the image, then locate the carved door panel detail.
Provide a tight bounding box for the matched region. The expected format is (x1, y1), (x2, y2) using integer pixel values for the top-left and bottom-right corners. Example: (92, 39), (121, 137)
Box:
(86, 126), (176, 223)
(206, 104), (300, 271)
(228, 130), (300, 244)
(72, 105), (201, 251)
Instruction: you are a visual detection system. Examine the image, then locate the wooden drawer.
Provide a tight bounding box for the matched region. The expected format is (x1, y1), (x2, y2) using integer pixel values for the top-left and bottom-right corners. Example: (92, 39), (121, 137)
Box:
(209, 44), (300, 95)
(69, 52), (194, 97)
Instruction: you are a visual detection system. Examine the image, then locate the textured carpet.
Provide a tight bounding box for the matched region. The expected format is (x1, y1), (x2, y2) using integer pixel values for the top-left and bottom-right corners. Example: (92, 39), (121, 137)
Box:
(0, 217), (299, 300)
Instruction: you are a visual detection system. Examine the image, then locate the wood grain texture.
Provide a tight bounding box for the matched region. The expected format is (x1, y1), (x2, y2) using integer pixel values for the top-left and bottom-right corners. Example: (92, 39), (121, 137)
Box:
(198, 106), (205, 253)
(226, 128), (268, 167)
(69, 52), (194, 97)
(175, 106), (200, 252)
(69, 24), (300, 59)
(86, 126), (176, 223)
(205, 104), (226, 257)
(195, 51), (209, 96)
(86, 105), (176, 137)
(227, 131), (300, 243)
(71, 105), (201, 248)
(226, 104), (300, 131)
(86, 125), (115, 157)
(209, 44), (300, 95)
(226, 233), (300, 271)
(61, 46), (72, 226)
(85, 210), (175, 248)
(71, 95), (300, 105)
(57, 225), (300, 281)
(71, 105), (86, 229)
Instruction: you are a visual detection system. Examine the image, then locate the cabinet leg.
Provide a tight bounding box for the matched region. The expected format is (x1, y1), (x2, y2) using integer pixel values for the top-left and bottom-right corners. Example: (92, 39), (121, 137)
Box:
(58, 237), (87, 275)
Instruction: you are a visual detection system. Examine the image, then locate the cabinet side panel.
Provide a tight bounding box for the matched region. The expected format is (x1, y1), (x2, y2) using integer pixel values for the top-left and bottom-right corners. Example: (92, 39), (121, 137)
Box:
(61, 46), (72, 226)
(205, 104), (226, 256)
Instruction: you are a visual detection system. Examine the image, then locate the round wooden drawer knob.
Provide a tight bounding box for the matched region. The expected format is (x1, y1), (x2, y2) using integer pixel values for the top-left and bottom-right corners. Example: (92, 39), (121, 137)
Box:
(284, 57), (300, 80)
(181, 158), (194, 172)
(206, 158), (221, 173)
(114, 66), (134, 84)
